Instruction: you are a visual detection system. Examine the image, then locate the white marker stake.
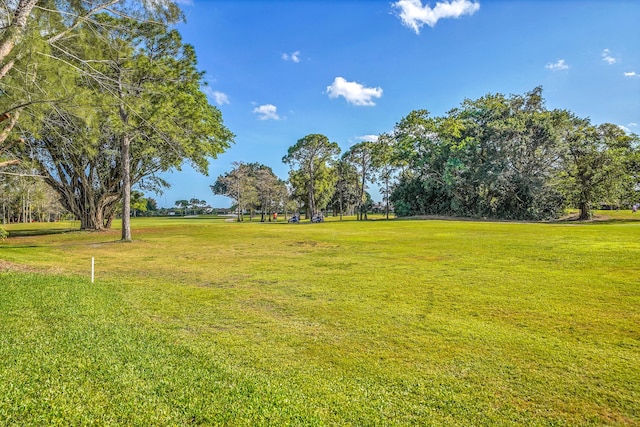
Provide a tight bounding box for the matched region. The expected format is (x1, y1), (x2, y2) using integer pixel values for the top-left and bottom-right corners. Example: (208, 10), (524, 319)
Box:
(91, 257), (95, 283)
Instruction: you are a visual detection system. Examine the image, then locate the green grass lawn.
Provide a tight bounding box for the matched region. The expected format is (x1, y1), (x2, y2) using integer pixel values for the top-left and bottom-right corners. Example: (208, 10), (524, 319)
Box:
(1, 215), (639, 426)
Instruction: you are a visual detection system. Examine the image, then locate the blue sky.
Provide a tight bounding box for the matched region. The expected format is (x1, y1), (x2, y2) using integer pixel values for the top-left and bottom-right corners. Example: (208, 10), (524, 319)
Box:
(151, 0), (640, 208)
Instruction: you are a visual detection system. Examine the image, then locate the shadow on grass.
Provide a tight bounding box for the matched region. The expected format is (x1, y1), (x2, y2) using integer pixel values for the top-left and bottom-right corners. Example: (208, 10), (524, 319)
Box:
(5, 227), (80, 237)
(552, 213), (640, 225)
(554, 218), (640, 225)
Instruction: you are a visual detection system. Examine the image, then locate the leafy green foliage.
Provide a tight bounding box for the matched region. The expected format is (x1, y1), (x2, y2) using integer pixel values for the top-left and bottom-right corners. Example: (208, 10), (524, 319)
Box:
(17, 14), (233, 232)
(389, 88), (638, 220)
(211, 162), (258, 221)
(343, 141), (376, 220)
(283, 134), (340, 217)
(559, 116), (639, 219)
(212, 162), (287, 221)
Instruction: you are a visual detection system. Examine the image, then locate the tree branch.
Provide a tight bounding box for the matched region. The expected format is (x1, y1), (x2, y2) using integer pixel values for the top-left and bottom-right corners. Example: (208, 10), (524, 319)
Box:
(0, 159), (20, 168)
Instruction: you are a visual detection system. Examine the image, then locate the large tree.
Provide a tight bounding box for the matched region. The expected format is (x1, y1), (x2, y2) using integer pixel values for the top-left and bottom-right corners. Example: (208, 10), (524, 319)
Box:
(19, 15), (233, 233)
(0, 0), (183, 159)
(329, 158), (359, 220)
(88, 14), (233, 240)
(211, 162), (257, 222)
(558, 115), (638, 220)
(343, 140), (375, 220)
(251, 164), (287, 221)
(282, 134), (340, 218)
(0, 1), (193, 239)
(371, 134), (399, 219)
(24, 111), (122, 230)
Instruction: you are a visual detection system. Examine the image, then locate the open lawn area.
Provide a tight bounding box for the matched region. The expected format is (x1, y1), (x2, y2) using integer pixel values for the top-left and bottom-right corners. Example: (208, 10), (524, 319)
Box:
(1, 215), (639, 426)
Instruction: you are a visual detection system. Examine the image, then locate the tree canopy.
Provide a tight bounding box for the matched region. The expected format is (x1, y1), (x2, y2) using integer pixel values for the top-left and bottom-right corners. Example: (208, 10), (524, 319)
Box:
(388, 88), (638, 220)
(6, 9), (233, 233)
(282, 134), (340, 218)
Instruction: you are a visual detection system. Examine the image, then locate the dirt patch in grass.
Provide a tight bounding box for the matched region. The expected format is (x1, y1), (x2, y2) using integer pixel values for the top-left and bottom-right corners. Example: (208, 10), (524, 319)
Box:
(0, 259), (60, 273)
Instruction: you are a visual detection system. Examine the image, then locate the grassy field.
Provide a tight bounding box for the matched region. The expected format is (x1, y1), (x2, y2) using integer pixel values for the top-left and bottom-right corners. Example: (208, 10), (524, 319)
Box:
(0, 214), (639, 426)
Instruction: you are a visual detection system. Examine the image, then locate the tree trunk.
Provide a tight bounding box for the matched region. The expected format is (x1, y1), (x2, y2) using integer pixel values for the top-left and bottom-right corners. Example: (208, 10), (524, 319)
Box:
(79, 202), (105, 231)
(121, 134), (132, 241)
(385, 179), (390, 220)
(0, 110), (21, 152)
(0, 0), (38, 68)
(578, 201), (591, 220)
(307, 167), (315, 218)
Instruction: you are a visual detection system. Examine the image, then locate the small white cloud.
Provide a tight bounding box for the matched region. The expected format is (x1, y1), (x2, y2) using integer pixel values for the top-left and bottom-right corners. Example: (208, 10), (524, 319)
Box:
(253, 104), (281, 120)
(211, 91), (229, 106)
(326, 77), (383, 106)
(620, 123), (637, 134)
(545, 59), (569, 71)
(358, 135), (379, 142)
(624, 71), (639, 77)
(602, 49), (616, 65)
(203, 87), (229, 105)
(282, 51), (301, 63)
(392, 0), (480, 34)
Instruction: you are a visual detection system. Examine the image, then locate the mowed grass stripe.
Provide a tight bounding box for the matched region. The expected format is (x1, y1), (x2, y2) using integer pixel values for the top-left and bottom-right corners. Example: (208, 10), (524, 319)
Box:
(0, 217), (638, 425)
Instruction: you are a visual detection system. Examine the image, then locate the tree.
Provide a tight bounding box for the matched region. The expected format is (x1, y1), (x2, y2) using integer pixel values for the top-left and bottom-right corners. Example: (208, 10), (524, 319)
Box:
(343, 141), (376, 220)
(282, 134), (340, 218)
(146, 198), (158, 212)
(372, 134), (398, 219)
(18, 14), (233, 235)
(211, 162), (257, 222)
(446, 87), (565, 219)
(329, 158), (359, 220)
(130, 191), (148, 217)
(0, 0), (189, 238)
(175, 200), (189, 216)
(0, 163), (66, 225)
(250, 164), (286, 221)
(558, 116), (637, 219)
(0, 0), (183, 159)
(81, 14), (232, 240)
(24, 110), (124, 230)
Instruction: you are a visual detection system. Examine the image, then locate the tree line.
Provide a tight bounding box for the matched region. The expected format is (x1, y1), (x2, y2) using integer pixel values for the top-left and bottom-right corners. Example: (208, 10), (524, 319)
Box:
(387, 88), (638, 221)
(214, 87), (638, 222)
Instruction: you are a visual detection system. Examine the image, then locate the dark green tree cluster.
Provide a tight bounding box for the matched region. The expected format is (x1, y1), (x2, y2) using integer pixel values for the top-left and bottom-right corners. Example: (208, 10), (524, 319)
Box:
(387, 88), (638, 220)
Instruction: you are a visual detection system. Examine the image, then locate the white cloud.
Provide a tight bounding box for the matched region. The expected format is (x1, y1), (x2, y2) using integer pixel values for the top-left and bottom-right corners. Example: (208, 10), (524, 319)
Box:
(602, 49), (617, 65)
(392, 0), (480, 34)
(326, 77), (383, 106)
(359, 135), (379, 142)
(253, 104), (281, 120)
(282, 51), (301, 63)
(203, 87), (230, 106)
(545, 59), (569, 71)
(624, 71), (639, 77)
(212, 91), (229, 106)
(620, 124), (637, 134)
